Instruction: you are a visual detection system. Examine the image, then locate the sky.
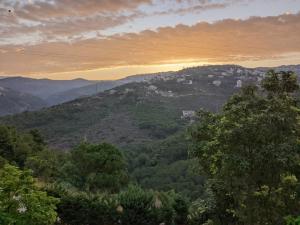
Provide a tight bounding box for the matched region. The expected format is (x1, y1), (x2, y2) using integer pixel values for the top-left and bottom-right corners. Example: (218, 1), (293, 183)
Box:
(0, 0), (300, 80)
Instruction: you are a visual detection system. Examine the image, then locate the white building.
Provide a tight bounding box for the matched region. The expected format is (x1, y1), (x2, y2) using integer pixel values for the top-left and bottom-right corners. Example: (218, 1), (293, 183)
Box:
(109, 89), (117, 94)
(177, 78), (185, 82)
(213, 80), (222, 86)
(236, 80), (242, 88)
(148, 85), (158, 91)
(181, 110), (196, 119)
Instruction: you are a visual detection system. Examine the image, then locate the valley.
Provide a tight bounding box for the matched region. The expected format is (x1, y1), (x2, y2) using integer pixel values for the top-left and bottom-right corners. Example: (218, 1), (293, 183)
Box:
(2, 64), (299, 199)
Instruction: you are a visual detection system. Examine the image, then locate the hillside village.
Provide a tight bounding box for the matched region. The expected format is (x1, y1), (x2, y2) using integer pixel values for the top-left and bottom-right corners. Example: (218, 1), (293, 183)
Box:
(1, 64), (298, 150)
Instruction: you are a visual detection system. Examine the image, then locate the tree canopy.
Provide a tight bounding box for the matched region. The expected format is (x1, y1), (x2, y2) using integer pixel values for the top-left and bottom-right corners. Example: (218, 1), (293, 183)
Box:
(0, 126), (45, 167)
(190, 71), (300, 224)
(62, 142), (128, 193)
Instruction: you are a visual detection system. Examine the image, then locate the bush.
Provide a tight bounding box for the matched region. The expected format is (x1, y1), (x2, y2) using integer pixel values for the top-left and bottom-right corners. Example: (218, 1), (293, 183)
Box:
(53, 185), (187, 225)
(57, 192), (119, 225)
(118, 185), (156, 225)
(118, 186), (187, 225)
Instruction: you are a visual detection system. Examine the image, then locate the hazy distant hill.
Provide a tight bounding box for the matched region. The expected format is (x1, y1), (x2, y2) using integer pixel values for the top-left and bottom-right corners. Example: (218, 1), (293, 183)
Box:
(0, 77), (95, 100)
(37, 66), (300, 106)
(0, 73), (172, 107)
(0, 87), (46, 116)
(46, 72), (172, 105)
(0, 65), (267, 148)
(2, 64), (300, 148)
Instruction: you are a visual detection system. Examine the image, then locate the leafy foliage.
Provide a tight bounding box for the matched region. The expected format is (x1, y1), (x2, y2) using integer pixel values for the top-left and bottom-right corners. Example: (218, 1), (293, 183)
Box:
(61, 142), (128, 193)
(126, 133), (205, 199)
(0, 126), (45, 167)
(53, 185), (188, 225)
(25, 149), (66, 182)
(190, 71), (300, 224)
(0, 164), (59, 225)
(56, 191), (119, 225)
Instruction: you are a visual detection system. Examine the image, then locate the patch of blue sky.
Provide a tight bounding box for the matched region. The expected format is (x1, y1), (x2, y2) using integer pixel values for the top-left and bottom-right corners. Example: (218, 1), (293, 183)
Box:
(101, 0), (300, 36)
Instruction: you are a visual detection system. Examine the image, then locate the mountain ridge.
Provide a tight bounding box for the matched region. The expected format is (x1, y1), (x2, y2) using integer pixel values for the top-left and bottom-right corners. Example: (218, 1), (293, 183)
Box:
(2, 64), (298, 148)
(0, 86), (47, 116)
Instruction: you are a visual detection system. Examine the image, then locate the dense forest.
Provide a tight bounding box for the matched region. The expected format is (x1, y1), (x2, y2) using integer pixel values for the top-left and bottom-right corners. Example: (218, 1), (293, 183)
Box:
(1, 70), (300, 225)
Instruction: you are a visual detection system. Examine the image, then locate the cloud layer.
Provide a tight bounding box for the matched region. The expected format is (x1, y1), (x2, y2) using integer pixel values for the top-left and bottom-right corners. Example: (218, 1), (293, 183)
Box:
(0, 0), (152, 44)
(0, 1), (300, 78)
(0, 0), (235, 44)
(1, 12), (300, 75)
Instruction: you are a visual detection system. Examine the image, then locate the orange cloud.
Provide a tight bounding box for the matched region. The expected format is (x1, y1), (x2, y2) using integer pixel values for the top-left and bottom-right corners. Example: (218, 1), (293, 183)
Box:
(1, 13), (300, 76)
(0, 0), (152, 44)
(0, 0), (238, 44)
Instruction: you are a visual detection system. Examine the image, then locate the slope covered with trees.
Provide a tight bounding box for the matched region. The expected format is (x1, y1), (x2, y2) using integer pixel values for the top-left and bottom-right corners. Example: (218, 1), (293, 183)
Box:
(1, 70), (300, 224)
(189, 71), (300, 224)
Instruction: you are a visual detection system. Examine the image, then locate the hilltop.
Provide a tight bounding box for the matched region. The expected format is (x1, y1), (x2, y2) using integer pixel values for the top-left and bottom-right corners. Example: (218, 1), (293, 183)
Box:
(1, 64), (295, 148)
(0, 76), (95, 99)
(1, 64), (300, 197)
(0, 72), (173, 114)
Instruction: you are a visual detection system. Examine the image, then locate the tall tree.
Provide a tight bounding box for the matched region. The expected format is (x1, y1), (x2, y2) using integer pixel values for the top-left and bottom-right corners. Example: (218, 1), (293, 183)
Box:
(62, 142), (128, 193)
(190, 71), (300, 225)
(0, 126), (45, 167)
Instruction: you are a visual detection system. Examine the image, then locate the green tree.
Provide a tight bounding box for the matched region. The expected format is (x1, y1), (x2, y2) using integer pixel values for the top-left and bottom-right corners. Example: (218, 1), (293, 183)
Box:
(25, 149), (66, 182)
(0, 126), (44, 167)
(62, 142), (128, 193)
(190, 71), (300, 225)
(29, 129), (46, 151)
(56, 191), (119, 225)
(0, 164), (59, 225)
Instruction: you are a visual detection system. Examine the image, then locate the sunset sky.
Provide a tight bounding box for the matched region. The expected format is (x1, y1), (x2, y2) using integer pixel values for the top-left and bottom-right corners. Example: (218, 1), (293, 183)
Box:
(1, 0), (300, 80)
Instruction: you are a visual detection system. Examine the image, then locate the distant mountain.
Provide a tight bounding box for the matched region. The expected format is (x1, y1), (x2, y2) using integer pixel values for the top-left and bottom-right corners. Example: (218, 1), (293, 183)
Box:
(0, 74), (172, 106)
(46, 72), (172, 105)
(1, 64), (300, 147)
(0, 77), (95, 100)
(0, 65), (265, 148)
(27, 65), (300, 107)
(0, 86), (47, 116)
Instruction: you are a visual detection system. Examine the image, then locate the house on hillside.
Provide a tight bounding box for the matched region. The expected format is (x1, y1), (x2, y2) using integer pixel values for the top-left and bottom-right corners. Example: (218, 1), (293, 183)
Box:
(213, 80), (222, 86)
(177, 78), (185, 82)
(181, 110), (196, 119)
(148, 85), (158, 91)
(236, 80), (242, 88)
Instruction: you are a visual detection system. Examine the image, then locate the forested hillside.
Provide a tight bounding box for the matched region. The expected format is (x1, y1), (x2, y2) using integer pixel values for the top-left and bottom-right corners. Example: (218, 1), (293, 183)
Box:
(0, 65), (265, 148)
(2, 65), (300, 199)
(1, 70), (300, 225)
